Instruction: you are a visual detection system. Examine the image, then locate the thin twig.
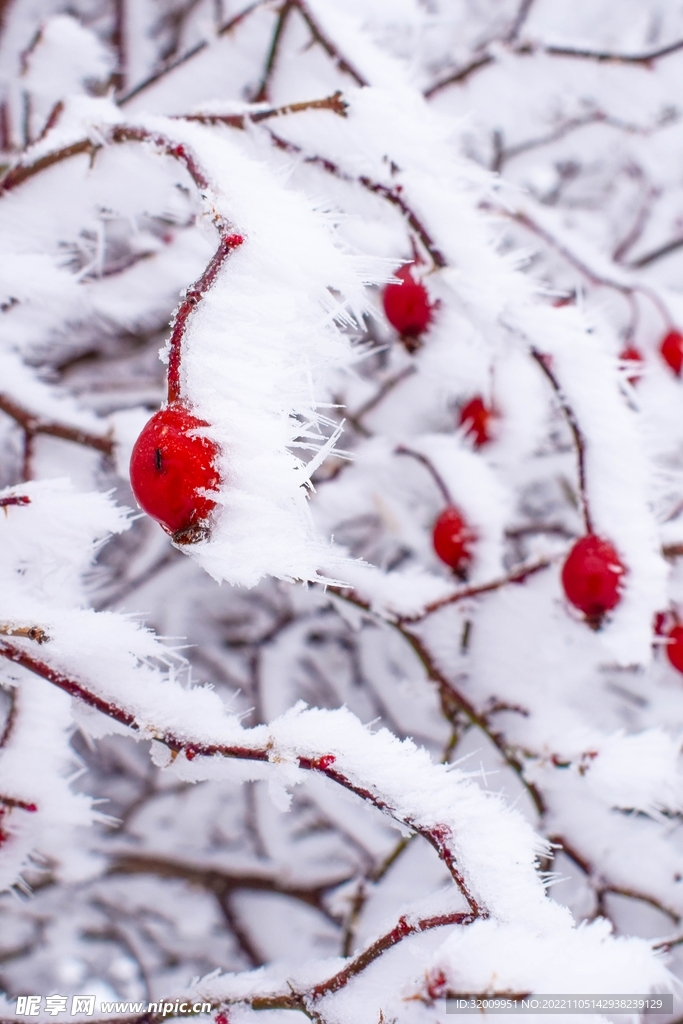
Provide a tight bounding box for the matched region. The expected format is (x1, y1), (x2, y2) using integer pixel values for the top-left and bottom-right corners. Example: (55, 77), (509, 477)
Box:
(253, 0), (294, 102)
(505, 0), (536, 43)
(166, 231), (244, 404)
(0, 393), (114, 456)
(547, 834), (680, 924)
(268, 129), (447, 268)
(111, 0), (127, 94)
(311, 911), (475, 1000)
(425, 35), (683, 99)
(394, 445), (452, 505)
(119, 0), (270, 105)
(110, 851), (351, 923)
(347, 366), (417, 435)
(182, 91), (348, 128)
(529, 350), (592, 534)
(291, 0), (367, 88)
(396, 558), (553, 624)
(629, 235), (683, 270)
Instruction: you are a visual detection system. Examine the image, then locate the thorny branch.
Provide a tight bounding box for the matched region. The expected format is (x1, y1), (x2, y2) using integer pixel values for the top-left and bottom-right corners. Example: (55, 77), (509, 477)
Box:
(0, 639), (488, 917)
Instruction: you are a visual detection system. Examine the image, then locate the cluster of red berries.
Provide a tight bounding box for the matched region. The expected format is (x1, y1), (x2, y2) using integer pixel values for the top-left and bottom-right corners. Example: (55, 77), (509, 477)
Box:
(619, 328), (683, 383)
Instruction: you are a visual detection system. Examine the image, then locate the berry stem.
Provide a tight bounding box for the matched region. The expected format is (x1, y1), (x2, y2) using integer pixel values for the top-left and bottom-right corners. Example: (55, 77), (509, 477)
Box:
(394, 445), (453, 505)
(167, 231), (244, 404)
(530, 348), (594, 535)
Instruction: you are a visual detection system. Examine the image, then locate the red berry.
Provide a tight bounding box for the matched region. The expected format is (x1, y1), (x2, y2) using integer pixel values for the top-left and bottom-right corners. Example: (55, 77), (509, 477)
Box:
(619, 345), (644, 385)
(665, 625), (683, 673)
(459, 396), (497, 447)
(432, 507), (477, 575)
(660, 330), (683, 376)
(561, 535), (626, 624)
(383, 266), (432, 339)
(129, 404), (220, 543)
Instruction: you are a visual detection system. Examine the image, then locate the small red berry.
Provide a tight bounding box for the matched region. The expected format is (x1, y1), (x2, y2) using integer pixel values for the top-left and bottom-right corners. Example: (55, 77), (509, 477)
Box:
(129, 404), (220, 543)
(459, 396), (497, 447)
(660, 330), (683, 376)
(383, 266), (432, 341)
(665, 625), (683, 674)
(432, 506), (477, 575)
(619, 345), (644, 386)
(561, 535), (626, 624)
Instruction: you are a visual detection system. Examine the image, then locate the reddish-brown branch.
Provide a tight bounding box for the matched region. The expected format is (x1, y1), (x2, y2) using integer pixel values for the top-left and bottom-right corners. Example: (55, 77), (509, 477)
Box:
(629, 235), (683, 270)
(395, 444), (452, 505)
(110, 0), (128, 94)
(395, 625), (546, 816)
(424, 54), (494, 97)
(358, 177), (447, 268)
(482, 198), (672, 333)
(539, 37), (683, 65)
(291, 0), (367, 88)
(0, 640), (486, 912)
(329, 586), (546, 816)
(530, 349), (592, 535)
(34, 100), (64, 144)
(0, 125), (245, 408)
(397, 558), (553, 624)
(0, 138), (95, 194)
(182, 91), (348, 128)
(119, 1), (270, 106)
(110, 852), (350, 922)
(253, 0), (295, 103)
(347, 366), (417, 435)
(166, 232), (244, 404)
(499, 111), (671, 170)
(547, 834), (680, 924)
(505, 0), (536, 42)
(311, 911), (475, 1000)
(0, 393), (114, 457)
(425, 36), (683, 99)
(268, 130), (447, 269)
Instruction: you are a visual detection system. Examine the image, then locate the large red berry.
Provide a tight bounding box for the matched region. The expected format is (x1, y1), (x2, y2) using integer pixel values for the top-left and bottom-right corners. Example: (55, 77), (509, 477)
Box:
(561, 535), (625, 623)
(619, 345), (644, 386)
(383, 266), (432, 339)
(660, 330), (683, 376)
(129, 404), (220, 543)
(665, 625), (683, 674)
(459, 396), (497, 447)
(432, 506), (477, 574)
